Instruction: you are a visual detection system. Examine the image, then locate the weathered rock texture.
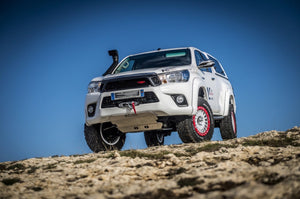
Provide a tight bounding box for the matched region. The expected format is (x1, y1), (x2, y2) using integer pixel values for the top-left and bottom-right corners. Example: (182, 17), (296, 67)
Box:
(1, 127), (300, 199)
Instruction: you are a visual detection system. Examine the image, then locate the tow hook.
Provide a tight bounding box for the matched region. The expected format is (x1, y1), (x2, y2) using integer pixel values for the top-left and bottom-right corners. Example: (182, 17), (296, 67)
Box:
(131, 102), (137, 114)
(118, 101), (139, 114)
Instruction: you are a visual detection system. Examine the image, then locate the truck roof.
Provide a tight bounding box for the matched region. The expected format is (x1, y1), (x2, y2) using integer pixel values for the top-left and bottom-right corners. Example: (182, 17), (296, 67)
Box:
(128, 47), (196, 57)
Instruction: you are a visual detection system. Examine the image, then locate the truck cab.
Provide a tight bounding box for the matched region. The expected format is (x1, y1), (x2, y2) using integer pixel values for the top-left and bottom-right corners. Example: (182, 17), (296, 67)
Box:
(84, 47), (237, 152)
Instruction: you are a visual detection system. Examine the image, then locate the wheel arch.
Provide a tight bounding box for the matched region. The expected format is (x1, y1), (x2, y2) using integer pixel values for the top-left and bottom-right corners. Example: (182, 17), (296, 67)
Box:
(221, 87), (235, 116)
(192, 77), (207, 115)
(229, 95), (236, 113)
(198, 87), (208, 101)
(224, 93), (236, 116)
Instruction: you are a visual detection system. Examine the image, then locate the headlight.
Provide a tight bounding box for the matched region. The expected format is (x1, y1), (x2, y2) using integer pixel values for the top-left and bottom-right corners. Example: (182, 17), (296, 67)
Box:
(158, 70), (190, 84)
(88, 81), (101, 93)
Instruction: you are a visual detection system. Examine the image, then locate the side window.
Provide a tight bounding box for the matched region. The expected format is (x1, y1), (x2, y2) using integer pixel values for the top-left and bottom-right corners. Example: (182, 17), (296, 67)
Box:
(209, 56), (225, 76)
(195, 50), (211, 73)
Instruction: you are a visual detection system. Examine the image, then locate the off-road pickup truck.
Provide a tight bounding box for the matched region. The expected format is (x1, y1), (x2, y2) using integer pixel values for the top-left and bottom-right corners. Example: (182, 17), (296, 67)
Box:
(84, 47), (237, 152)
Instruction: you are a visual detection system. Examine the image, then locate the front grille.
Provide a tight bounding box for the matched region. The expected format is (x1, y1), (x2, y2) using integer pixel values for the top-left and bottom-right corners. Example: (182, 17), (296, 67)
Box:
(104, 78), (151, 92)
(101, 73), (161, 92)
(101, 92), (159, 108)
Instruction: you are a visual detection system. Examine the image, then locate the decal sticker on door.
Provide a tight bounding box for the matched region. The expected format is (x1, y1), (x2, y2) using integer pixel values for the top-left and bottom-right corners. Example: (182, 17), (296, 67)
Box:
(207, 87), (214, 100)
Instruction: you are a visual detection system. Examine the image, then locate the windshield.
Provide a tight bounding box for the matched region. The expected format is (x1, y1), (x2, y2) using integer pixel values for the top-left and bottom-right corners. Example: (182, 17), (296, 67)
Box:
(113, 49), (191, 74)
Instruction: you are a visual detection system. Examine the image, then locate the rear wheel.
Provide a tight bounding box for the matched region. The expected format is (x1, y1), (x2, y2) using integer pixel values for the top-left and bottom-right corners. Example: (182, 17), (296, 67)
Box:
(144, 131), (165, 147)
(84, 123), (126, 152)
(220, 104), (237, 139)
(177, 98), (214, 143)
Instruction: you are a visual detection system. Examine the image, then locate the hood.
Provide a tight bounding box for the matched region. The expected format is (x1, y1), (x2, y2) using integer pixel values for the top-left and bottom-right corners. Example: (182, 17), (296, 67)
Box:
(91, 65), (192, 82)
(91, 76), (104, 82)
(103, 65), (191, 79)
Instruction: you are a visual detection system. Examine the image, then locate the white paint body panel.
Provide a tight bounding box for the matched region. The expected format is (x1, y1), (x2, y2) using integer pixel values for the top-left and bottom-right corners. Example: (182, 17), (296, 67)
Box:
(85, 47), (236, 132)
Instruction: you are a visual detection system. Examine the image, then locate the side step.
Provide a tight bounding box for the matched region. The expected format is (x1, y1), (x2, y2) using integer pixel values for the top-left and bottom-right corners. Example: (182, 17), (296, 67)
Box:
(214, 116), (224, 120)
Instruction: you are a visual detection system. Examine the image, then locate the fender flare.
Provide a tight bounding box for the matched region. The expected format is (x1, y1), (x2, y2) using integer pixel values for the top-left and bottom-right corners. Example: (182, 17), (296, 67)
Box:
(191, 77), (207, 115)
(223, 90), (236, 116)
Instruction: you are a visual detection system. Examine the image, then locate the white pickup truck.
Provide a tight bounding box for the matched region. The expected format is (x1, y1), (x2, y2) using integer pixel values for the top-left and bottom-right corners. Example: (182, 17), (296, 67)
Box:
(84, 47), (237, 152)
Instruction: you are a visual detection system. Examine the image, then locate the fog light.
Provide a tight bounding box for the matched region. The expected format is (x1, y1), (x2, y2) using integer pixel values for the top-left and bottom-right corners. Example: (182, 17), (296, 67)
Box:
(88, 105), (94, 114)
(176, 95), (185, 104)
(171, 94), (188, 106)
(87, 103), (96, 117)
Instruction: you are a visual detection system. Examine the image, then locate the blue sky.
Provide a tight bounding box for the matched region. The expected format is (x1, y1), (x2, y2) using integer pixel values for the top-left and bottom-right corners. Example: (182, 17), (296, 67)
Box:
(0, 0), (299, 162)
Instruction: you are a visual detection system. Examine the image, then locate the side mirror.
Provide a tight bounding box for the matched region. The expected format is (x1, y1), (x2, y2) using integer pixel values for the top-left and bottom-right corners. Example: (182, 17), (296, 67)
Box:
(198, 60), (215, 68)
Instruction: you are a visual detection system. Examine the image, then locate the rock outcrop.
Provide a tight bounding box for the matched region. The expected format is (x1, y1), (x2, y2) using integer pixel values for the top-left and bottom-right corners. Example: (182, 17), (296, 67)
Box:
(1, 127), (300, 199)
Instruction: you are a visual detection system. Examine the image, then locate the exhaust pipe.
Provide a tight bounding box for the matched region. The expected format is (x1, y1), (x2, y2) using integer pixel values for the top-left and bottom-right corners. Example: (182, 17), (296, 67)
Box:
(103, 49), (119, 76)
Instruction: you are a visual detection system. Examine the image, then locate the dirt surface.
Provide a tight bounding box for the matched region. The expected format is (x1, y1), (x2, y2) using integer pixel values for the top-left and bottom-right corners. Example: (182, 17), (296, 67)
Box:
(1, 127), (300, 199)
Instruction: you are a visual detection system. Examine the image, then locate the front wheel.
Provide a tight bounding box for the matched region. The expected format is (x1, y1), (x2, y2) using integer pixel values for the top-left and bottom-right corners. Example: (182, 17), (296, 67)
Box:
(84, 123), (126, 152)
(177, 98), (214, 143)
(220, 104), (237, 139)
(144, 131), (165, 147)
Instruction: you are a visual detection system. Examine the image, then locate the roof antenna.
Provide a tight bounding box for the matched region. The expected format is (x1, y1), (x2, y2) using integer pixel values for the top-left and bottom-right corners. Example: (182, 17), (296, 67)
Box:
(157, 48), (161, 51)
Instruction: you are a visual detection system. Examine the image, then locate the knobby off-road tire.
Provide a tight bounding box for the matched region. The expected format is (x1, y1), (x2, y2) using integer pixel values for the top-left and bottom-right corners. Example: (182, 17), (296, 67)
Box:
(144, 131), (165, 147)
(177, 98), (214, 143)
(220, 104), (237, 139)
(84, 123), (126, 152)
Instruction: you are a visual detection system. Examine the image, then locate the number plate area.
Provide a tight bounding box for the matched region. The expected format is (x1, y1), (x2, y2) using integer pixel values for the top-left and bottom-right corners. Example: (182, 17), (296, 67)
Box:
(111, 89), (144, 101)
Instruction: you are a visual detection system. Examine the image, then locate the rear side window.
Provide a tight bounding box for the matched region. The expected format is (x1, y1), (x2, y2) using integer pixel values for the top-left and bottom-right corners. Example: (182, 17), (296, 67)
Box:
(195, 50), (211, 73)
(208, 55), (225, 76)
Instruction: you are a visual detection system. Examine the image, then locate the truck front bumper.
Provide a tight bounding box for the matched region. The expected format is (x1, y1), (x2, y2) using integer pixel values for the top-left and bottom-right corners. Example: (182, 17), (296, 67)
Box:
(85, 83), (194, 131)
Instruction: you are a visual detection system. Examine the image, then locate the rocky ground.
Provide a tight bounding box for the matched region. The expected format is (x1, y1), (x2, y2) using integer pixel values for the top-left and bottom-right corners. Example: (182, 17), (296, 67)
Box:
(1, 127), (300, 199)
